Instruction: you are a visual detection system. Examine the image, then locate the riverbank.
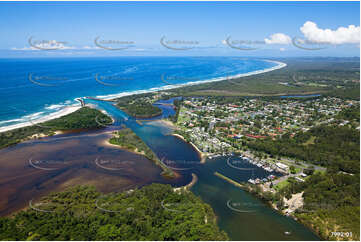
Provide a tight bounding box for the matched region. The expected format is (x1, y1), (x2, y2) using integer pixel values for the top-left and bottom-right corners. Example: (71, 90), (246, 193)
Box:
(101, 137), (146, 157)
(174, 173), (198, 192)
(214, 170), (323, 239)
(155, 119), (208, 164)
(171, 133), (207, 164)
(107, 128), (176, 179)
(215, 171), (284, 212)
(159, 119), (176, 128)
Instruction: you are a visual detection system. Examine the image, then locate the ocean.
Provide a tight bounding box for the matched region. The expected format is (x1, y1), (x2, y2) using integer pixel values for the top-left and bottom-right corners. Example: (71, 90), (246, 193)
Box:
(0, 57), (281, 130)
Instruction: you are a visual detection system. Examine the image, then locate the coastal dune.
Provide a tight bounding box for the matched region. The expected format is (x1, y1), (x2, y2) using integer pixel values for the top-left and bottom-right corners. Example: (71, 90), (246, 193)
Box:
(0, 105), (82, 133)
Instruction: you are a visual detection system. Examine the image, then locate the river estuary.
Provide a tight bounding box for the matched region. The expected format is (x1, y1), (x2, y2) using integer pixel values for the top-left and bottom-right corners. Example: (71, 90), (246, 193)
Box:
(0, 98), (320, 240)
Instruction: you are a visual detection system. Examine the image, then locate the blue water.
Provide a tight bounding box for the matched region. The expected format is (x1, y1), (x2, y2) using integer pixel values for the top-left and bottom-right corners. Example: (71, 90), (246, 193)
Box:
(0, 57), (276, 129)
(84, 98), (319, 240)
(280, 94), (321, 98)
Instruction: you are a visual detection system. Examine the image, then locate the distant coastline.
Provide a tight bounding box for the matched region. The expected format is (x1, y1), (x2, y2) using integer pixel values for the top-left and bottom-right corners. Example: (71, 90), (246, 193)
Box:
(0, 60), (286, 133)
(98, 60), (287, 101)
(0, 105), (82, 133)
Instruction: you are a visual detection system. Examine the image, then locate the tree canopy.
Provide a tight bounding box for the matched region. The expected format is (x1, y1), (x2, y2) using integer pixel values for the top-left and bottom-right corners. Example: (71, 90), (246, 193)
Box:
(0, 184), (228, 241)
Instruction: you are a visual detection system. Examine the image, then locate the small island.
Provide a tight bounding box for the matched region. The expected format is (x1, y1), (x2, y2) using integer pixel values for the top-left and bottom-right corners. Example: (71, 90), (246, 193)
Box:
(113, 93), (163, 119)
(108, 127), (175, 178)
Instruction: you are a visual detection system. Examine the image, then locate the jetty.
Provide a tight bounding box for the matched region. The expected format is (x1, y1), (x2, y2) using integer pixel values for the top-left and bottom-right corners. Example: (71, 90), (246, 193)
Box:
(214, 171), (245, 189)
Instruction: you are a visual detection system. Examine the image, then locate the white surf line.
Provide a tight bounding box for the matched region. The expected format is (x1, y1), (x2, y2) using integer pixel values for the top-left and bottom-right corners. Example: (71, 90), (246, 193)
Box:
(0, 104), (81, 133)
(93, 59), (287, 101)
(0, 60), (286, 133)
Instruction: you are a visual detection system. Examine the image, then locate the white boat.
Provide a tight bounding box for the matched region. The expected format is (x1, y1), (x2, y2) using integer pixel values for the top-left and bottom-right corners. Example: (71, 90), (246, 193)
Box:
(248, 179), (256, 184)
(264, 167), (274, 172)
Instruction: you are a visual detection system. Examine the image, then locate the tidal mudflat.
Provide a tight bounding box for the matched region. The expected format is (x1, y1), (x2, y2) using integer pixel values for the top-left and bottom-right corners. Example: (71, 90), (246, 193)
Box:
(0, 130), (187, 216)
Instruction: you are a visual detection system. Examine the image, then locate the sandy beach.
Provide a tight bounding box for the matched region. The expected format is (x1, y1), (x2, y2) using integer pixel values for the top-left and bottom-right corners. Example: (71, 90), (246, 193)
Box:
(171, 133), (207, 163)
(173, 173), (198, 192)
(101, 136), (146, 157)
(0, 105), (82, 133)
(0, 60), (286, 134)
(160, 119), (176, 128)
(98, 60), (287, 101)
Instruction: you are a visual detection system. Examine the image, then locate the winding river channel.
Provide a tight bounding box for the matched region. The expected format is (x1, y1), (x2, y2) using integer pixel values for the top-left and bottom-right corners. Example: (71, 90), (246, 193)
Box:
(0, 98), (320, 240)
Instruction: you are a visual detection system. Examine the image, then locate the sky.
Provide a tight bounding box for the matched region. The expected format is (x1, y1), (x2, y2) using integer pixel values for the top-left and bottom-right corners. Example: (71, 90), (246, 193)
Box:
(0, 1), (359, 57)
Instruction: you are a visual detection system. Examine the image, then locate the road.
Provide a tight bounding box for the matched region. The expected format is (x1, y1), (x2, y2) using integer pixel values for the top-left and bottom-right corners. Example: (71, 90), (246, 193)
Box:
(273, 172), (302, 185)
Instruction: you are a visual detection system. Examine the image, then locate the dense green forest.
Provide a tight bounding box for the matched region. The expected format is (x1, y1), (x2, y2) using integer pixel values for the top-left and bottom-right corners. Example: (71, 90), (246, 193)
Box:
(0, 107), (112, 149)
(0, 184), (228, 241)
(168, 58), (359, 97)
(114, 94), (162, 118)
(247, 124), (360, 173)
(278, 171), (360, 240)
(109, 128), (174, 178)
(122, 102), (162, 119)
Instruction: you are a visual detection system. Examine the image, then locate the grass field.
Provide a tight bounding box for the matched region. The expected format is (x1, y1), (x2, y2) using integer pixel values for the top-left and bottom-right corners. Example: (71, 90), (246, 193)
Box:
(274, 179), (289, 190)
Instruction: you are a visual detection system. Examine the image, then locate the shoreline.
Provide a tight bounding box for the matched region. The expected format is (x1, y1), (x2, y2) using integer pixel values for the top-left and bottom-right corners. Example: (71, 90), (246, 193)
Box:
(214, 170), (322, 240)
(0, 105), (82, 134)
(171, 133), (207, 164)
(101, 138), (149, 157)
(0, 59), (286, 134)
(102, 130), (178, 179)
(159, 119), (176, 128)
(173, 173), (198, 192)
(101, 60), (287, 100)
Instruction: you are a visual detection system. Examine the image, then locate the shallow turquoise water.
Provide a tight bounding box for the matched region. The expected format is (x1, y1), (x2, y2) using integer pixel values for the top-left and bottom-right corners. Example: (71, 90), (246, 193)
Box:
(0, 57), (276, 129)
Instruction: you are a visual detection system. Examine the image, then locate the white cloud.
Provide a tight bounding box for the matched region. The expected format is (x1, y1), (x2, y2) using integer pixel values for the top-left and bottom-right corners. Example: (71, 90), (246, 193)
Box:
(82, 46), (100, 50)
(11, 46), (38, 51)
(280, 48), (286, 51)
(264, 33), (291, 44)
(12, 44), (97, 51)
(32, 40), (75, 50)
(300, 21), (360, 45)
